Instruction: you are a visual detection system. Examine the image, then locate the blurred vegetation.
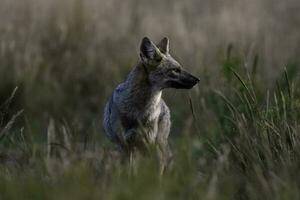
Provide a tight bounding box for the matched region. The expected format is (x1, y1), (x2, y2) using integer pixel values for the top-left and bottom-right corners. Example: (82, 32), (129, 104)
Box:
(0, 0), (300, 199)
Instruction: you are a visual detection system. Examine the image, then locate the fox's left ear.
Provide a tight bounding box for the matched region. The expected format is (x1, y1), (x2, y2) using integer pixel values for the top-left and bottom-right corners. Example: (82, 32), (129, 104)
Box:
(140, 37), (162, 64)
(157, 37), (169, 54)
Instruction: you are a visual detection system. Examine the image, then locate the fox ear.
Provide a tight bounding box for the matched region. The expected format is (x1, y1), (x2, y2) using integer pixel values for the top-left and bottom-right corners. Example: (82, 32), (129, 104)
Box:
(157, 37), (169, 54)
(140, 37), (162, 63)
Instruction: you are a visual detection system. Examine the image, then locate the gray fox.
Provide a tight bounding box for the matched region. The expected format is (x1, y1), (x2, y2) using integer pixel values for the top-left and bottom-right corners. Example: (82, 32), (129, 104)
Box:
(103, 37), (199, 172)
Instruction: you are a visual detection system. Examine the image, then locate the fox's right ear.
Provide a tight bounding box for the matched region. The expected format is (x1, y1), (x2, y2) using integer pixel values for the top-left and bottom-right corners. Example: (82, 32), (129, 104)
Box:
(140, 37), (162, 64)
(157, 37), (169, 54)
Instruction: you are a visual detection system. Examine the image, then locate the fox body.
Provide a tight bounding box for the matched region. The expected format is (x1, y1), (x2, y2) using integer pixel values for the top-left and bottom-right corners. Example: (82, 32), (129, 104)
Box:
(103, 37), (199, 170)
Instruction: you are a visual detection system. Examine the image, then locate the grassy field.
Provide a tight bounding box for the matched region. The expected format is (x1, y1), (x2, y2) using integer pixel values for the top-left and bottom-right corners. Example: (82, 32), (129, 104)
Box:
(0, 0), (300, 199)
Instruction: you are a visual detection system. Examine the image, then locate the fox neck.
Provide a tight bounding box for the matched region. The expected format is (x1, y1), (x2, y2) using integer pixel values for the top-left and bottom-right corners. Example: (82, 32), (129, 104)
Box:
(125, 62), (162, 114)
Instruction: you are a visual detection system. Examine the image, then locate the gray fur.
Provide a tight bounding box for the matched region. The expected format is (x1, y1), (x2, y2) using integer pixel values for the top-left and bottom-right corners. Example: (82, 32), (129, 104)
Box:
(103, 37), (199, 172)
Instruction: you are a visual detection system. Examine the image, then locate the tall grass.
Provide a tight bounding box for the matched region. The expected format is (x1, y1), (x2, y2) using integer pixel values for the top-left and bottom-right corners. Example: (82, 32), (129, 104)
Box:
(1, 55), (299, 199)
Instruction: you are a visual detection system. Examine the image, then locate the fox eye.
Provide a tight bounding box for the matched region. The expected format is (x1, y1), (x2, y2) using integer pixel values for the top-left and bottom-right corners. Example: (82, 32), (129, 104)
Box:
(168, 68), (181, 77)
(172, 68), (181, 73)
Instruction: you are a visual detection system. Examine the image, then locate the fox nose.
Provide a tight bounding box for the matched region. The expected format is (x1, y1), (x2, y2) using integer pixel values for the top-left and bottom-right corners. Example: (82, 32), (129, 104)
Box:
(191, 75), (200, 84)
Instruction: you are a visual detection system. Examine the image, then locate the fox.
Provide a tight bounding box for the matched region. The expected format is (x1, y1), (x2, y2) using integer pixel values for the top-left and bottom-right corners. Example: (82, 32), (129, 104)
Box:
(103, 37), (199, 173)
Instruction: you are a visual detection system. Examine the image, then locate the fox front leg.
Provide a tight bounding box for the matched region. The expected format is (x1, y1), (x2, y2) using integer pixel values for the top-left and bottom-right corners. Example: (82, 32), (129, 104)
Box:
(157, 108), (172, 175)
(157, 140), (173, 176)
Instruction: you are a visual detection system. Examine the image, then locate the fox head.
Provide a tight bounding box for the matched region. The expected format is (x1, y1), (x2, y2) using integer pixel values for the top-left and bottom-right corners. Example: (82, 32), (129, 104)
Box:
(139, 37), (200, 90)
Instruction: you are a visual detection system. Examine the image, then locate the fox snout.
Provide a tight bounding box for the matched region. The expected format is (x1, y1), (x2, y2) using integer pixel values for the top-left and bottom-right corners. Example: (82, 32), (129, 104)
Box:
(166, 70), (200, 89)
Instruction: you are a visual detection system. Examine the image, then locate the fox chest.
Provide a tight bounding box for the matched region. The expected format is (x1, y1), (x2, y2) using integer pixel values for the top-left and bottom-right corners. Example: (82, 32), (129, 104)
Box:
(120, 108), (160, 143)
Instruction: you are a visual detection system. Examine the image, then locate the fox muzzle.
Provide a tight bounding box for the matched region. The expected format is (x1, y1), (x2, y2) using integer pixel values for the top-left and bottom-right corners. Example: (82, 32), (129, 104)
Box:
(166, 70), (199, 89)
